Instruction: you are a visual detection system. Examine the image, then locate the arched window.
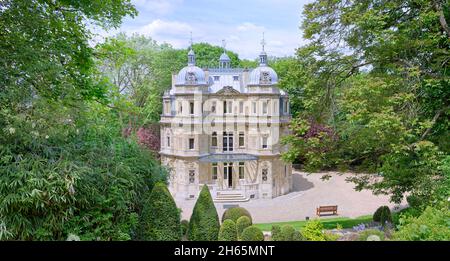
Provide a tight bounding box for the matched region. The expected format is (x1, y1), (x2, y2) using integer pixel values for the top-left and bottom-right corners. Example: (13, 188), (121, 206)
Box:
(211, 132), (217, 147)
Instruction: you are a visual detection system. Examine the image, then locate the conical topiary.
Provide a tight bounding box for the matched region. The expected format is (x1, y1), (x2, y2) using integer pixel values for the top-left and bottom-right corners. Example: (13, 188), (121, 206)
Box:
(188, 185), (220, 241)
(140, 182), (182, 241)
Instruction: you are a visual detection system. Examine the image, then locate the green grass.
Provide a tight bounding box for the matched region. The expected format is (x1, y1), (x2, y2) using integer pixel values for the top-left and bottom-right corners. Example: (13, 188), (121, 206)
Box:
(254, 215), (373, 231)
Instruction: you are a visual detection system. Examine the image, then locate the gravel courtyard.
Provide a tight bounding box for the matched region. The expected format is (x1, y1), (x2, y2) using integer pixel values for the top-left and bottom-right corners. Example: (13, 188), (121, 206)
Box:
(175, 171), (408, 223)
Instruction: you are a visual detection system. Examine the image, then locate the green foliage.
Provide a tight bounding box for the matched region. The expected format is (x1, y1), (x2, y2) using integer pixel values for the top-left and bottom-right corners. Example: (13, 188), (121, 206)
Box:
(373, 206), (392, 225)
(188, 185), (220, 241)
(357, 229), (385, 241)
(240, 226), (264, 241)
(393, 205), (450, 241)
(270, 225), (282, 241)
(302, 220), (338, 241)
(283, 0), (450, 207)
(236, 216), (252, 239)
(221, 207), (252, 223)
(218, 220), (238, 241)
(181, 220), (189, 238)
(140, 183), (181, 241)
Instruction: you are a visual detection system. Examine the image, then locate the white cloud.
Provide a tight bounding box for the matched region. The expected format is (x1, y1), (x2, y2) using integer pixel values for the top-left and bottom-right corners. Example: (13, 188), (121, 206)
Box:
(237, 22), (265, 32)
(137, 19), (192, 36)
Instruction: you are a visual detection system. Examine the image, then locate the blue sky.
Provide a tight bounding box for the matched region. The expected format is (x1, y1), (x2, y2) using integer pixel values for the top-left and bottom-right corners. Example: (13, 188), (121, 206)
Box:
(98, 0), (312, 59)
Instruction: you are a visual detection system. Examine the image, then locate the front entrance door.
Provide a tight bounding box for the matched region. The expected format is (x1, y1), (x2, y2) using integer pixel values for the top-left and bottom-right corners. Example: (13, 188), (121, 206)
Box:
(224, 162), (233, 188)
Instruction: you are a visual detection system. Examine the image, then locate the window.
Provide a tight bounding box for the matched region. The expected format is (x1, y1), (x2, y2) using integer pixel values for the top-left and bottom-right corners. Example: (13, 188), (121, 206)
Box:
(262, 136), (268, 149)
(178, 102), (183, 114)
(211, 101), (216, 113)
(223, 132), (234, 152)
(239, 132), (245, 147)
(239, 101), (244, 114)
(164, 101), (170, 115)
(262, 101), (268, 114)
(189, 138), (194, 150)
(224, 100), (232, 114)
(212, 163), (218, 180)
(284, 165), (288, 178)
(233, 76), (239, 81)
(214, 76), (220, 81)
(262, 168), (268, 182)
(211, 132), (217, 147)
(239, 162), (245, 179)
(189, 170), (195, 183)
(283, 100), (288, 114)
(167, 136), (171, 147)
(252, 101), (257, 114)
(189, 101), (194, 115)
(224, 162), (230, 179)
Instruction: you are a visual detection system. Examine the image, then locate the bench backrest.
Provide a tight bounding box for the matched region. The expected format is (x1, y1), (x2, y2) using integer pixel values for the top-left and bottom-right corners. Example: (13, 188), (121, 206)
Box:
(318, 205), (337, 211)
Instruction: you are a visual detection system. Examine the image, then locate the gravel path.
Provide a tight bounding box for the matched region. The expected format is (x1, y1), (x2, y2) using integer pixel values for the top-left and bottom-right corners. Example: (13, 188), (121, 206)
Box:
(175, 171), (407, 223)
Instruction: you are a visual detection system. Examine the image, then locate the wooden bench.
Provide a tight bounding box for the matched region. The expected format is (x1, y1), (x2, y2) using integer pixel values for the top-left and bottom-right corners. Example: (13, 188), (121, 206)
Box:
(316, 205), (338, 216)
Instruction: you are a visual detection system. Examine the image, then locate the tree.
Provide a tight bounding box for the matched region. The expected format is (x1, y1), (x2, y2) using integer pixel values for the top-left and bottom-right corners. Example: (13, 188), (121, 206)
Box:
(218, 220), (238, 241)
(140, 183), (181, 241)
(283, 0), (450, 207)
(188, 185), (220, 241)
(221, 207), (252, 223)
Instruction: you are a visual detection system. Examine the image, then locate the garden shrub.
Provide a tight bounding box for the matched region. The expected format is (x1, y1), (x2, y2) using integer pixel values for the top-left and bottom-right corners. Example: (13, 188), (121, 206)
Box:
(357, 229), (385, 241)
(218, 220), (238, 241)
(240, 226), (264, 241)
(181, 220), (189, 237)
(236, 216), (252, 238)
(271, 225), (282, 241)
(373, 206), (392, 224)
(302, 220), (338, 241)
(188, 185), (220, 241)
(221, 207), (252, 223)
(393, 206), (450, 241)
(140, 183), (181, 241)
(293, 230), (304, 241)
(280, 225), (296, 241)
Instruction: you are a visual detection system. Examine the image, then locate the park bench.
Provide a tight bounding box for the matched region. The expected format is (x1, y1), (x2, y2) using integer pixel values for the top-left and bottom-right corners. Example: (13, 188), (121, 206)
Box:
(316, 205), (338, 216)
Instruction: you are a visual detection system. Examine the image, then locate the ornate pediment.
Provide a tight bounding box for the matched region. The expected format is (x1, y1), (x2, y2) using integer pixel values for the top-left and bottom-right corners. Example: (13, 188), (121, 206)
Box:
(216, 86), (240, 95)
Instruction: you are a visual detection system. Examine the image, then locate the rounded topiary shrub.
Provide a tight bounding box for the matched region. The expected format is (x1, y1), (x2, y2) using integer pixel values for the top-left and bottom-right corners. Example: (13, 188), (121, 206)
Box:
(218, 220), (238, 241)
(240, 226), (264, 241)
(271, 225), (282, 241)
(221, 207), (252, 223)
(236, 216), (252, 238)
(181, 220), (189, 237)
(357, 229), (385, 241)
(188, 185), (220, 241)
(280, 225), (296, 241)
(293, 230), (304, 241)
(140, 182), (182, 241)
(373, 206), (392, 224)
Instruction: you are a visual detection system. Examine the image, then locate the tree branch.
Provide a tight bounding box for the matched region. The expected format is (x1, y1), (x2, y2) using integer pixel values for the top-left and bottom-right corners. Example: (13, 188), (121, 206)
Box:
(434, 1), (450, 38)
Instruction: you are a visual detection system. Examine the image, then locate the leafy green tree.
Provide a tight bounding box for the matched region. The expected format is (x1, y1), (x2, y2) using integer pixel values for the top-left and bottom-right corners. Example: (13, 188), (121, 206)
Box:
(188, 185), (220, 241)
(283, 0), (450, 207)
(140, 183), (181, 241)
(218, 220), (238, 241)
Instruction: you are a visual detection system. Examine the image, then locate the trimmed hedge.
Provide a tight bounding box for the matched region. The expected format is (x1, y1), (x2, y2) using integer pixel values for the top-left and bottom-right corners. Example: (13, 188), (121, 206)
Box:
(140, 182), (181, 241)
(240, 226), (264, 241)
(222, 207), (252, 223)
(236, 216), (252, 238)
(218, 220), (238, 241)
(373, 206), (392, 224)
(181, 220), (189, 237)
(188, 185), (220, 241)
(280, 225), (296, 241)
(271, 225), (282, 241)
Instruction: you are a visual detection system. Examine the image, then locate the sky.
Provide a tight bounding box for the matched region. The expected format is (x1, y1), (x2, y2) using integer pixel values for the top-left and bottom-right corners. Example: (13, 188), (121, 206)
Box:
(96, 0), (313, 60)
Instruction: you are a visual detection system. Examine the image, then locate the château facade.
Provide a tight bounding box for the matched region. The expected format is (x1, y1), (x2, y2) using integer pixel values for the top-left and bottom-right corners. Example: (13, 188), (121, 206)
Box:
(160, 39), (292, 202)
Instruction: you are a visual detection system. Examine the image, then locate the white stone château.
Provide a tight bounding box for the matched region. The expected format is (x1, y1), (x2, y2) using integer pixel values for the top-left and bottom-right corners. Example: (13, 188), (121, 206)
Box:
(160, 38), (292, 202)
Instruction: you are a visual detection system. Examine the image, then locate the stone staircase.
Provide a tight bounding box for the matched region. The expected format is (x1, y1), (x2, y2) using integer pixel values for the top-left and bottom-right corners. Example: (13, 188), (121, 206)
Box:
(214, 190), (249, 203)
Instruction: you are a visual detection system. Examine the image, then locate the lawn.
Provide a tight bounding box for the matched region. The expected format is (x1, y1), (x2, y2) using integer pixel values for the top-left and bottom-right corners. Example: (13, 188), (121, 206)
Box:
(254, 215), (373, 231)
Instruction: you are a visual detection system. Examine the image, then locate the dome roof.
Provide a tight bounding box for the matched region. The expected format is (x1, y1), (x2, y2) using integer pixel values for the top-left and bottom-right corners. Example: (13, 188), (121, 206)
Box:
(248, 65), (278, 85)
(176, 65), (207, 85)
(220, 52), (230, 61)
